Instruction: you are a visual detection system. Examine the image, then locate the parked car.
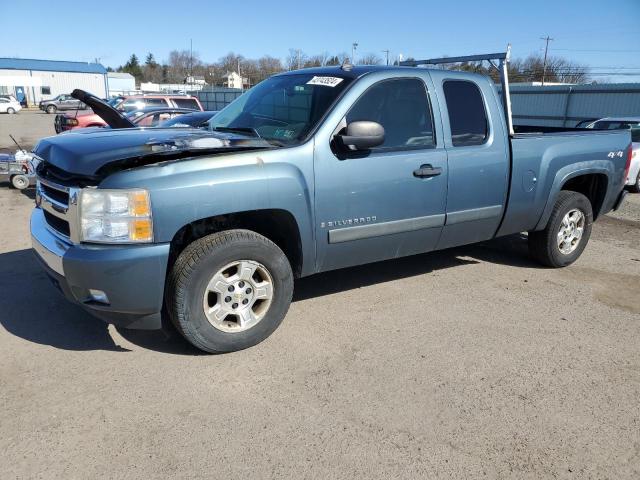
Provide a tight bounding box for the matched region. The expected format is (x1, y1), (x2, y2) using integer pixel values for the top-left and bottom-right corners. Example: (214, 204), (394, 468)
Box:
(54, 94), (203, 132)
(0, 97), (22, 114)
(39, 94), (89, 114)
(31, 52), (631, 353)
(159, 111), (218, 128)
(56, 107), (199, 133)
(585, 117), (640, 192)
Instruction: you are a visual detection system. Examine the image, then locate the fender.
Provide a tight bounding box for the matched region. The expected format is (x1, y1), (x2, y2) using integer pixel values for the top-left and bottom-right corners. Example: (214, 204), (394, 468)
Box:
(100, 144), (317, 276)
(533, 160), (612, 231)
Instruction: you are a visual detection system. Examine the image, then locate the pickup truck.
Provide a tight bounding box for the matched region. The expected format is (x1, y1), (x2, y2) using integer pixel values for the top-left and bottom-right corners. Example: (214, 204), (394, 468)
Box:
(30, 49), (632, 353)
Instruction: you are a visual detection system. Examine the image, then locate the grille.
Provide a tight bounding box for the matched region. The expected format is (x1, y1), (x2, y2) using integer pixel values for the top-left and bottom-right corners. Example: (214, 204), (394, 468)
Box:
(36, 177), (79, 242)
(40, 182), (69, 204)
(43, 210), (70, 237)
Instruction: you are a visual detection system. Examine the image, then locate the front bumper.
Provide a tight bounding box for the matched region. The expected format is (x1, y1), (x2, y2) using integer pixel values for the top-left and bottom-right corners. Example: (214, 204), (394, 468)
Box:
(31, 208), (170, 329)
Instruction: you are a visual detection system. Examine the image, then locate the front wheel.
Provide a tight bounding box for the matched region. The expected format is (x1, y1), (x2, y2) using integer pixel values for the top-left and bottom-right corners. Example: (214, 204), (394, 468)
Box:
(167, 229), (294, 353)
(7, 107), (15, 114)
(528, 191), (593, 268)
(46, 105), (56, 114)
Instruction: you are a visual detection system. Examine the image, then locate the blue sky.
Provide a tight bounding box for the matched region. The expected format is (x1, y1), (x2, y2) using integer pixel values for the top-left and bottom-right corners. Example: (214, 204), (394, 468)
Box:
(1, 0), (639, 82)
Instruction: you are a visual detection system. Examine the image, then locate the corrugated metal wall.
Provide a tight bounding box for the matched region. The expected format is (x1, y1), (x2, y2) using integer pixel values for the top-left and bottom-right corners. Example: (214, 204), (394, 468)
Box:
(190, 87), (243, 111)
(508, 83), (640, 127)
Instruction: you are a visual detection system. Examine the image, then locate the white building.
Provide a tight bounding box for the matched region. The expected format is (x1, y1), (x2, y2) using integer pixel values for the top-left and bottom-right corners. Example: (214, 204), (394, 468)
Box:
(223, 71), (249, 90)
(0, 58), (108, 106)
(107, 72), (136, 96)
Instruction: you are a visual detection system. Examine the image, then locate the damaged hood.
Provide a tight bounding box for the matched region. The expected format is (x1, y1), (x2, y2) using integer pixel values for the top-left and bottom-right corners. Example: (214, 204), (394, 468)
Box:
(33, 127), (273, 177)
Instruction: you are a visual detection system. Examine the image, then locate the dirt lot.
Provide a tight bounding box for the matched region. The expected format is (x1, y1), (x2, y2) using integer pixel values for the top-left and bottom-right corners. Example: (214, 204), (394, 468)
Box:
(0, 114), (639, 478)
(0, 110), (57, 152)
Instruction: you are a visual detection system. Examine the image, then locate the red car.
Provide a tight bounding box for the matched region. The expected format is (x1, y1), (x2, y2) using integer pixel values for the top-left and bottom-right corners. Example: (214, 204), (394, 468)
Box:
(54, 94), (203, 133)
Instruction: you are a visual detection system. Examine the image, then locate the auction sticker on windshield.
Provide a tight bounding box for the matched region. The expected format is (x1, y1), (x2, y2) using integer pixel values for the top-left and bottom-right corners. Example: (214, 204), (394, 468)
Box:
(307, 76), (344, 87)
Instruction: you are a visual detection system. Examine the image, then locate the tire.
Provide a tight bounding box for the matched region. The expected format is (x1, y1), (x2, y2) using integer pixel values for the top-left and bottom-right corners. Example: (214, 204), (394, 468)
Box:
(630, 171), (640, 194)
(167, 229), (294, 353)
(528, 191), (593, 268)
(46, 105), (56, 114)
(11, 174), (29, 190)
(7, 107), (15, 114)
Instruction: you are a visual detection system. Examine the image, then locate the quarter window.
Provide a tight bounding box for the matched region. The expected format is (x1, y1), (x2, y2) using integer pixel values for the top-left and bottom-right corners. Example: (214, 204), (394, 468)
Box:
(173, 98), (200, 110)
(443, 80), (488, 146)
(346, 78), (435, 150)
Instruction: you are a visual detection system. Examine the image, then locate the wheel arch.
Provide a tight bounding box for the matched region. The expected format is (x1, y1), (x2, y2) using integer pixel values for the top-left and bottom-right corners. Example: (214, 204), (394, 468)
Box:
(534, 165), (611, 230)
(168, 208), (304, 278)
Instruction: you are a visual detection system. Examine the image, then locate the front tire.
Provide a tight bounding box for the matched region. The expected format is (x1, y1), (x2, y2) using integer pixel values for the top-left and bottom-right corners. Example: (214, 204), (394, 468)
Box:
(167, 229), (294, 353)
(528, 191), (593, 268)
(7, 107), (15, 114)
(46, 105), (56, 114)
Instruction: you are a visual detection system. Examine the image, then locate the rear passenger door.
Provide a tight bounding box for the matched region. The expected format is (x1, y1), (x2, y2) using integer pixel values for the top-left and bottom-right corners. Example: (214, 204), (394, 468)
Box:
(431, 76), (510, 249)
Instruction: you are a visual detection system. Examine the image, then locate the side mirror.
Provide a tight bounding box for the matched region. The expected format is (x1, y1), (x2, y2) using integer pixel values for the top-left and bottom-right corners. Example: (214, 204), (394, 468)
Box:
(336, 121), (384, 150)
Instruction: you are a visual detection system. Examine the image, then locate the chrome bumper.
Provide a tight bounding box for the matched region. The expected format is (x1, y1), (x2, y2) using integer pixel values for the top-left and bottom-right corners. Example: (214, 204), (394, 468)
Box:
(31, 208), (69, 276)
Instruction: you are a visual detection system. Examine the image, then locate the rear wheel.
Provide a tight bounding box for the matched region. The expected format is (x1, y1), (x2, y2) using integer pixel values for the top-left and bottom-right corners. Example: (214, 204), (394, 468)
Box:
(167, 229), (294, 353)
(528, 191), (593, 267)
(46, 105), (56, 114)
(10, 174), (29, 190)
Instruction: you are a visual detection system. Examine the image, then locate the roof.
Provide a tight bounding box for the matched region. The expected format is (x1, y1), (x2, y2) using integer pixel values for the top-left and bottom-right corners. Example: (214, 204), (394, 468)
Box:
(0, 58), (107, 74)
(274, 65), (433, 79)
(108, 72), (134, 79)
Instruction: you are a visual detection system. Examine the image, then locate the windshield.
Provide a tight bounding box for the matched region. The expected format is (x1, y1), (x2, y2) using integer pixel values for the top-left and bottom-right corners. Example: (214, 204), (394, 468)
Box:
(208, 73), (353, 145)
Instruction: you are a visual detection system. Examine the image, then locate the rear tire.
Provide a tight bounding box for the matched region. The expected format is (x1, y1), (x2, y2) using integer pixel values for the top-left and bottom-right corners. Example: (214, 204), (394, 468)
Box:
(528, 191), (593, 268)
(46, 105), (56, 114)
(10, 174), (29, 190)
(167, 229), (294, 353)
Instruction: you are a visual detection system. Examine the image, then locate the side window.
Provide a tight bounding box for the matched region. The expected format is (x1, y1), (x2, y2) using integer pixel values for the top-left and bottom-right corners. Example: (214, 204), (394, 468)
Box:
(145, 98), (168, 107)
(443, 80), (488, 146)
(173, 98), (200, 110)
(346, 78), (434, 150)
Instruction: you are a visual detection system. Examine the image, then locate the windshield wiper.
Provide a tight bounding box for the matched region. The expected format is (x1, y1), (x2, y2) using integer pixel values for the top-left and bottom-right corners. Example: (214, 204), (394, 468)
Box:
(213, 126), (262, 138)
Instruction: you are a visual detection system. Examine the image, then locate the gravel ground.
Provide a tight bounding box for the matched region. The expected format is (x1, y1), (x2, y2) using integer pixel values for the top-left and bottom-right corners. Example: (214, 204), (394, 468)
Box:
(0, 115), (639, 478)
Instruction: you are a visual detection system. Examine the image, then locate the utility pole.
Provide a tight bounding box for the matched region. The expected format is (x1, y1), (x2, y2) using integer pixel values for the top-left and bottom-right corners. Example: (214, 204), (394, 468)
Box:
(540, 35), (553, 86)
(296, 49), (301, 70)
(382, 49), (390, 66)
(351, 42), (358, 64)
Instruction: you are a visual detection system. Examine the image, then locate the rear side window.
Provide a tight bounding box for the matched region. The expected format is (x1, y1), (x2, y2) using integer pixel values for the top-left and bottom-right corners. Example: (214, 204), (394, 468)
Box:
(443, 80), (488, 146)
(145, 98), (168, 107)
(346, 78), (435, 150)
(173, 98), (200, 110)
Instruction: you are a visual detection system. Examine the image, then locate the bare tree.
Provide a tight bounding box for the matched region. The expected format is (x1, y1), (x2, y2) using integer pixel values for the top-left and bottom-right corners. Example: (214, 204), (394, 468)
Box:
(285, 49), (307, 70)
(357, 53), (382, 65)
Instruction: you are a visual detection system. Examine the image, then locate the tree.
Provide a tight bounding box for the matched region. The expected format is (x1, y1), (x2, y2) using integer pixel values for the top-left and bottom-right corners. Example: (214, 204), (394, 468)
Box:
(142, 52), (162, 83)
(119, 54), (143, 83)
(357, 53), (382, 65)
(286, 49), (307, 70)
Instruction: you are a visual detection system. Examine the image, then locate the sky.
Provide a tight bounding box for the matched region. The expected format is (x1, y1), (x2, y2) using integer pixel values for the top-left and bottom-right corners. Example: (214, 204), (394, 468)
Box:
(1, 0), (639, 82)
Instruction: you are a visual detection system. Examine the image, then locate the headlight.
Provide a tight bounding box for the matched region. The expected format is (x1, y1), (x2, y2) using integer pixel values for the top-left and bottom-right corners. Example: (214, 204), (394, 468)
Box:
(79, 189), (153, 243)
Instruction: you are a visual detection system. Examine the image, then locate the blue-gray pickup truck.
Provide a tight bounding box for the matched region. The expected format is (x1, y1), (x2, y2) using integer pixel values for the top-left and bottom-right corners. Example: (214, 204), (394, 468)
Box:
(30, 50), (632, 353)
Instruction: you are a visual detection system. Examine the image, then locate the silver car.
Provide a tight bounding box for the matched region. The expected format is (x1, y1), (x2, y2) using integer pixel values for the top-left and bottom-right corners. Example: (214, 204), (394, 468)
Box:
(586, 117), (640, 192)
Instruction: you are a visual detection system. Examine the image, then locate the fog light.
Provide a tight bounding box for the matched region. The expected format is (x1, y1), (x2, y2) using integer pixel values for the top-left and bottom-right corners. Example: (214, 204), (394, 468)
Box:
(88, 289), (109, 305)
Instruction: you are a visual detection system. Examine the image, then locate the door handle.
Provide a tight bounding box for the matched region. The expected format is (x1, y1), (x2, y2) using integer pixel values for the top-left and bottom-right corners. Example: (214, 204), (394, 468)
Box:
(413, 164), (442, 178)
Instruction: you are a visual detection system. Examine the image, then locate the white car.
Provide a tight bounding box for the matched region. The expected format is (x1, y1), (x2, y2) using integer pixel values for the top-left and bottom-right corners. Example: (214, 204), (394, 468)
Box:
(0, 97), (22, 114)
(586, 117), (640, 192)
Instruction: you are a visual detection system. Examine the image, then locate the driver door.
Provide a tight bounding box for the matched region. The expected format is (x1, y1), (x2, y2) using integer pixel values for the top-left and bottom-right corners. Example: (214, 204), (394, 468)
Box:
(314, 76), (448, 271)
